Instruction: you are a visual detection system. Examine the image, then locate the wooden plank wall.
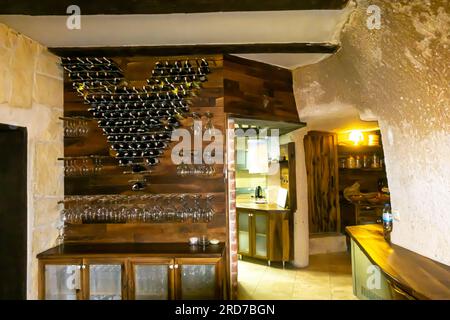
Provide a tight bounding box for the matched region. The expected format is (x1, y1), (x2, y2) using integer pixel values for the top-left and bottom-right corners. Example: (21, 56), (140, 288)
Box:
(223, 54), (299, 123)
(63, 54), (228, 243)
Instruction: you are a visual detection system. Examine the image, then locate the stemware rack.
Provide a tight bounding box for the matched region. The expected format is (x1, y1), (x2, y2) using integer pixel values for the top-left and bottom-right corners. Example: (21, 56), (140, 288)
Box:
(61, 116), (93, 138)
(58, 193), (216, 224)
(58, 155), (109, 177)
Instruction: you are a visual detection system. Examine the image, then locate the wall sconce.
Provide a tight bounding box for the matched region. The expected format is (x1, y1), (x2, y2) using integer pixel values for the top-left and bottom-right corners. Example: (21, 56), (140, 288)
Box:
(349, 130), (364, 146)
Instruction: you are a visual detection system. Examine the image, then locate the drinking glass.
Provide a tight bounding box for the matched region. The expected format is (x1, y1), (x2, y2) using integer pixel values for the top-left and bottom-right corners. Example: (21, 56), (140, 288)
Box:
(204, 112), (215, 136)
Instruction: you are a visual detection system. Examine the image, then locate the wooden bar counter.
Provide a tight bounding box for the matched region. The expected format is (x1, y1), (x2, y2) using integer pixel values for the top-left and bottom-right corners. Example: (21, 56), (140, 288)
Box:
(38, 242), (225, 259)
(346, 224), (450, 300)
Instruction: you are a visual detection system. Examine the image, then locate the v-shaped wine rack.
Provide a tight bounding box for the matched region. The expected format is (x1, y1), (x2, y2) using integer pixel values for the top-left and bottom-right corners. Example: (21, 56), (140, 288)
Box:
(61, 57), (211, 190)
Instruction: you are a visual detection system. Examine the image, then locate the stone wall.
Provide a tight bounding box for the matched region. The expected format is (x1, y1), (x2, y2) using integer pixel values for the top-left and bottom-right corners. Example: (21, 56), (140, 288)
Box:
(293, 0), (450, 265)
(0, 23), (64, 299)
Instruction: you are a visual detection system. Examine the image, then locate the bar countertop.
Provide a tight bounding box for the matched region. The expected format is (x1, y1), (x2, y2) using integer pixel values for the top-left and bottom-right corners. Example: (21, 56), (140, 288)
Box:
(346, 224), (450, 300)
(236, 202), (290, 212)
(37, 242), (225, 259)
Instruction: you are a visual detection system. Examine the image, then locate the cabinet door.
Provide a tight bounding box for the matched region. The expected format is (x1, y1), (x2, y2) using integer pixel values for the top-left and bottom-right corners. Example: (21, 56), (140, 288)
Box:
(238, 211), (252, 255)
(39, 259), (83, 300)
(83, 259), (127, 300)
(175, 258), (222, 300)
(253, 213), (268, 259)
(129, 258), (174, 300)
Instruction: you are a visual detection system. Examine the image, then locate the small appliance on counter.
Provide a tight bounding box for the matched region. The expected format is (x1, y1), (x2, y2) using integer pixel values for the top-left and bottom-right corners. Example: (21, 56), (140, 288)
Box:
(254, 186), (267, 203)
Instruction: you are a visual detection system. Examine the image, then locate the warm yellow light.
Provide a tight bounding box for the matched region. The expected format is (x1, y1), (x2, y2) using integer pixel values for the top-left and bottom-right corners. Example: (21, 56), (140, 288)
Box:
(349, 130), (364, 146)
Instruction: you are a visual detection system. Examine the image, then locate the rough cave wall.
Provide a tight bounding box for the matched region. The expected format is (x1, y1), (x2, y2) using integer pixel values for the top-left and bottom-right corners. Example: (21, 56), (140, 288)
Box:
(0, 23), (64, 298)
(293, 0), (450, 265)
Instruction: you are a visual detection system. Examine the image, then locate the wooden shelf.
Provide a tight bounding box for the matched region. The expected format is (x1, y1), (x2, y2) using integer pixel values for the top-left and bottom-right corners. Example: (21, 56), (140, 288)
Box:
(338, 145), (383, 154)
(339, 167), (385, 172)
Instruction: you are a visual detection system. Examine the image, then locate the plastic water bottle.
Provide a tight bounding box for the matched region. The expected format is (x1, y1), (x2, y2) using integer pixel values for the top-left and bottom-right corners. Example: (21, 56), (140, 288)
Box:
(382, 203), (393, 242)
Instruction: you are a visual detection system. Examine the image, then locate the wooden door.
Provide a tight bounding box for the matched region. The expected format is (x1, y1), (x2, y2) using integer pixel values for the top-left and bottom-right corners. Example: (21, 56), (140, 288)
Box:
(38, 259), (83, 300)
(304, 131), (340, 233)
(82, 258), (128, 300)
(128, 258), (174, 300)
(175, 257), (222, 300)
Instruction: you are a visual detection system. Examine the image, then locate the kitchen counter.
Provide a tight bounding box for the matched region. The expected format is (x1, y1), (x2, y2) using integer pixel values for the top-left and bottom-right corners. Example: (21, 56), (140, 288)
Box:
(236, 202), (290, 212)
(346, 224), (450, 300)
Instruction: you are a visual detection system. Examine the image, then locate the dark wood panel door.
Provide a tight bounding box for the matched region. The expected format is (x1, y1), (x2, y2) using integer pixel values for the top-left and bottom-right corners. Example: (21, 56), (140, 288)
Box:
(304, 131), (340, 233)
(0, 125), (27, 300)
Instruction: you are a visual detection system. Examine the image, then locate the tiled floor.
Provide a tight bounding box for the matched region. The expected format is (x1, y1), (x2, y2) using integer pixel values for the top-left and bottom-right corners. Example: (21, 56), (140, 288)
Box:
(237, 252), (358, 300)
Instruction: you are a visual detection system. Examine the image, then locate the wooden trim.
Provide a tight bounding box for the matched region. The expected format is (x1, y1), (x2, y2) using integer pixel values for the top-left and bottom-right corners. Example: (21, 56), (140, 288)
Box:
(37, 260), (45, 300)
(49, 43), (339, 58)
(332, 136), (341, 233)
(0, 0), (350, 15)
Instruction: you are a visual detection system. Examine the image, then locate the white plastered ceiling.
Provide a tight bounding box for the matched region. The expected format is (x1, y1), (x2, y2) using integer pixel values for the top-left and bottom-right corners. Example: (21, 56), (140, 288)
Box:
(0, 7), (353, 69)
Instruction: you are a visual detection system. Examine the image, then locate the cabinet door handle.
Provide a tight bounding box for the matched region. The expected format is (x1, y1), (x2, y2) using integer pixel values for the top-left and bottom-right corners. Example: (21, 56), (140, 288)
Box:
(81, 264), (86, 269)
(169, 264), (174, 270)
(174, 264), (179, 269)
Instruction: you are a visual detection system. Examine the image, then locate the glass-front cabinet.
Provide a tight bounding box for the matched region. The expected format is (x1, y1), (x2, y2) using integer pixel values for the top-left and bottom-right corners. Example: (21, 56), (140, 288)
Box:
(238, 211), (251, 255)
(41, 259), (82, 300)
(253, 213), (268, 259)
(38, 250), (225, 300)
(176, 258), (222, 300)
(129, 258), (173, 300)
(84, 259), (127, 300)
(237, 210), (269, 260)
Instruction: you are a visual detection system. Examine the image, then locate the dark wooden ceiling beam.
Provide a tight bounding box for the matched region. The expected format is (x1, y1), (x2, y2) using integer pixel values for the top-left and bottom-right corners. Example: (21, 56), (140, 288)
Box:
(0, 0), (349, 15)
(49, 43), (339, 57)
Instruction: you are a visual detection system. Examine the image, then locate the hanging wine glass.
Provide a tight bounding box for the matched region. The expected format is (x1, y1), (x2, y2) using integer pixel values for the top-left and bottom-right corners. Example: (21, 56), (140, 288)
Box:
(204, 194), (215, 222)
(190, 112), (202, 137)
(204, 111), (215, 136)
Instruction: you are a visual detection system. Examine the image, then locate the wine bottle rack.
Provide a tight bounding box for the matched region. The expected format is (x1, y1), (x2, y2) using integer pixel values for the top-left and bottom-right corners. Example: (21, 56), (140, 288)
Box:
(61, 57), (212, 189)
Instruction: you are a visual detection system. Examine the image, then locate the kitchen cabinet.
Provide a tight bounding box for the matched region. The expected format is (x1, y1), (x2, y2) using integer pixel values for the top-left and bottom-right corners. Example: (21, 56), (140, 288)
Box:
(176, 257), (223, 300)
(38, 243), (225, 300)
(237, 205), (290, 266)
(84, 258), (127, 300)
(40, 259), (83, 300)
(129, 258), (173, 300)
